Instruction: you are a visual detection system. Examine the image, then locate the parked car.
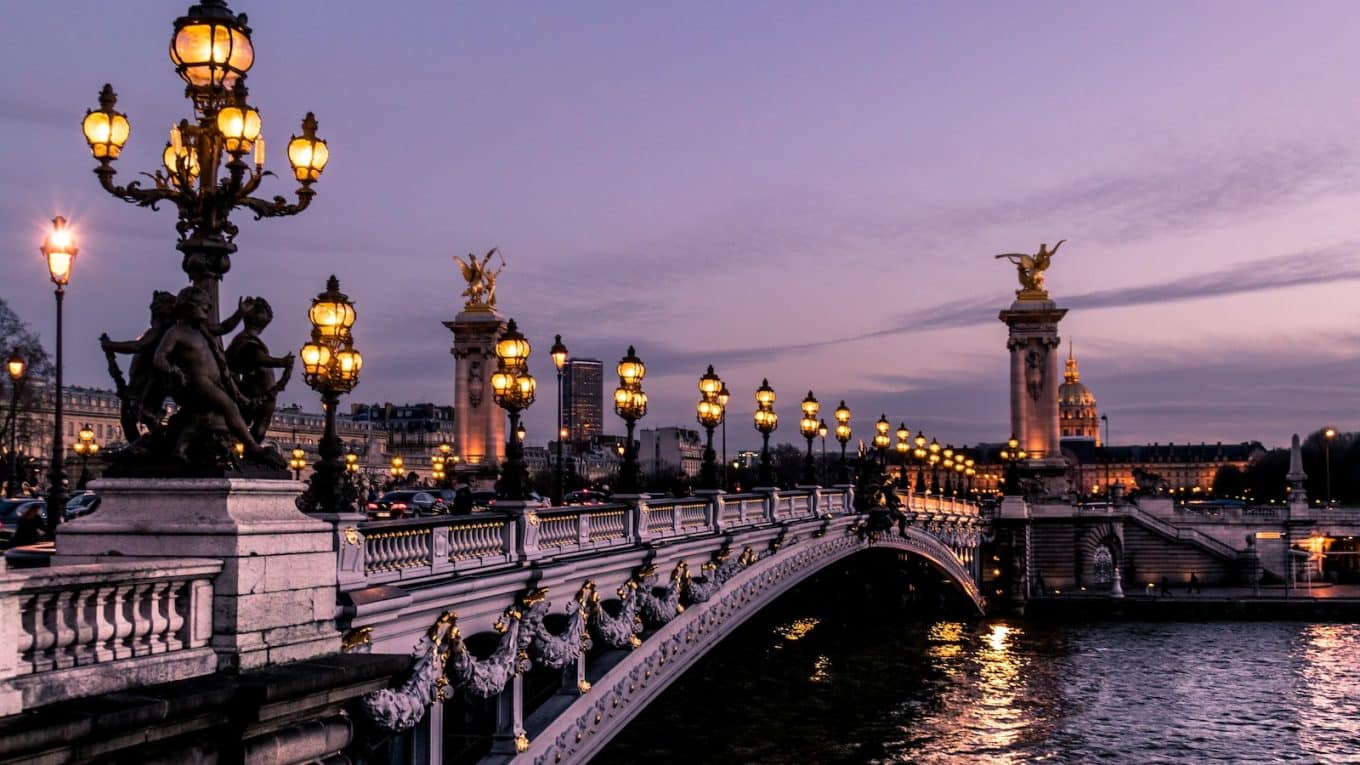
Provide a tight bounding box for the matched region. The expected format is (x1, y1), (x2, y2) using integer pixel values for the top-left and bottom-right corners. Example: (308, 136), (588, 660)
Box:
(365, 490), (440, 519)
(65, 492), (101, 520)
(0, 499), (47, 548)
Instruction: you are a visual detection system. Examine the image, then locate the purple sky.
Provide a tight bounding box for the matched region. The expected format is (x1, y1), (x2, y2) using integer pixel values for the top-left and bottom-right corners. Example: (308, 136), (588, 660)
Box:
(4, 1), (1360, 452)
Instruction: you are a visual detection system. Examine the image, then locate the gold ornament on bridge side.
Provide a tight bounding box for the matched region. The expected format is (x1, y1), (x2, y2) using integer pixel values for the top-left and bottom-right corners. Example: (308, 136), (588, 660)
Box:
(995, 239), (1065, 301)
(455, 248), (507, 311)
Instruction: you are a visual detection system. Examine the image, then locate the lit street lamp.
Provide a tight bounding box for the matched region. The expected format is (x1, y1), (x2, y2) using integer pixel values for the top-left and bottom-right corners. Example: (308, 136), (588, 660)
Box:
(718, 382), (731, 490)
(81, 0), (329, 322)
(5, 351), (25, 498)
(612, 347), (647, 494)
(834, 401), (852, 484)
(389, 456), (405, 481)
(799, 391), (820, 485)
(753, 379), (778, 486)
(895, 423), (910, 489)
(492, 319), (536, 500)
(999, 434), (1027, 496)
(289, 446), (307, 481)
(696, 366), (725, 490)
(550, 335), (568, 506)
(1324, 427), (1337, 507)
(297, 276), (362, 513)
(873, 415), (891, 468)
(72, 424), (100, 490)
(913, 432), (927, 494)
(42, 216), (78, 534)
(818, 419), (829, 485)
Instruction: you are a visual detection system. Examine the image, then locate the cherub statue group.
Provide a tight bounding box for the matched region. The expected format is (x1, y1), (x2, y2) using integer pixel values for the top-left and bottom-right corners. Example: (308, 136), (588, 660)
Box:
(101, 286), (293, 472)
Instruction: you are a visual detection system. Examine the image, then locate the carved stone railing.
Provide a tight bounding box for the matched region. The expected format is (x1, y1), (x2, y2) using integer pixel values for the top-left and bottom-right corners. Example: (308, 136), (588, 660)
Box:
(337, 486), (968, 593)
(0, 558), (220, 715)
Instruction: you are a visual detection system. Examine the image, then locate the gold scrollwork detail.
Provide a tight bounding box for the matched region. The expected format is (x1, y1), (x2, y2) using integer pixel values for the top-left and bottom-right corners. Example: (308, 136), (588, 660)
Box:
(341, 625), (372, 652)
(343, 526), (360, 546)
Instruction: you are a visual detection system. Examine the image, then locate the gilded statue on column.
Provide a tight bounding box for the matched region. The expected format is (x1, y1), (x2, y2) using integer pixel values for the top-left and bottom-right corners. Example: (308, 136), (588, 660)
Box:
(455, 248), (506, 311)
(995, 240), (1064, 300)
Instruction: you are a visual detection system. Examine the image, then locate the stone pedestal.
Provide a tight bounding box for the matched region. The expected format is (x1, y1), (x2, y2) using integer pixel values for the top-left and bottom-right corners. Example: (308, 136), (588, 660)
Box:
(998, 299), (1068, 461)
(445, 309), (507, 487)
(55, 478), (341, 671)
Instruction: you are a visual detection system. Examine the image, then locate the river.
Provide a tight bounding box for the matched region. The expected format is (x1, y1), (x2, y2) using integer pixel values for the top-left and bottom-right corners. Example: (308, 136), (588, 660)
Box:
(595, 555), (1360, 764)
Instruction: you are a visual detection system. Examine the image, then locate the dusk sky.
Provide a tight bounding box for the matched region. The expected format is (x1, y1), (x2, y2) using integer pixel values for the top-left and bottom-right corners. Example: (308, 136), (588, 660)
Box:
(4, 1), (1360, 452)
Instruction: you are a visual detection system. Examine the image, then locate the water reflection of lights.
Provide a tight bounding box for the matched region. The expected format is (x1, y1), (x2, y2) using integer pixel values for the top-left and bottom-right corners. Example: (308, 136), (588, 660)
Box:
(928, 621), (965, 662)
(773, 617), (821, 642)
(809, 655), (831, 683)
(1298, 623), (1360, 756)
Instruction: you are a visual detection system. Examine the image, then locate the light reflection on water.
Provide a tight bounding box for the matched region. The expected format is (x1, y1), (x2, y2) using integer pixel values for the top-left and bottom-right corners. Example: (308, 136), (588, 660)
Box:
(598, 618), (1360, 764)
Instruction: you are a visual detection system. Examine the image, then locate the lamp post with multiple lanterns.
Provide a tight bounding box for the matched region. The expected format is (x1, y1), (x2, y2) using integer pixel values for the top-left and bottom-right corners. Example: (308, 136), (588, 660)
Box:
(42, 217), (78, 534)
(833, 401), (852, 484)
(696, 366), (725, 491)
(72, 424), (100, 490)
(80, 0), (329, 323)
(288, 446), (307, 481)
(999, 434), (1027, 496)
(913, 432), (928, 494)
(927, 438), (942, 494)
(297, 276), (362, 513)
(5, 352), (25, 498)
(550, 335), (568, 505)
(753, 379), (778, 486)
(491, 320), (536, 501)
(612, 347), (647, 494)
(895, 423), (911, 488)
(873, 415), (891, 469)
(799, 392), (821, 485)
(718, 382), (731, 490)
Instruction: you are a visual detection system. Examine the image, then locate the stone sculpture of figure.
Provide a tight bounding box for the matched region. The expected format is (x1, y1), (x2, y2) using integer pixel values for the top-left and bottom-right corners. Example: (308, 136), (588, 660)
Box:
(1025, 348), (1045, 401)
(153, 286), (270, 464)
(226, 297), (295, 443)
(455, 248), (506, 308)
(101, 291), (244, 444)
(995, 240), (1065, 296)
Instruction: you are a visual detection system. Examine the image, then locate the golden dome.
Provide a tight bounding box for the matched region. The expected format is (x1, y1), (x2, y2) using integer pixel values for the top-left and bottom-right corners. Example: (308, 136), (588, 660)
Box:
(1059, 342), (1101, 443)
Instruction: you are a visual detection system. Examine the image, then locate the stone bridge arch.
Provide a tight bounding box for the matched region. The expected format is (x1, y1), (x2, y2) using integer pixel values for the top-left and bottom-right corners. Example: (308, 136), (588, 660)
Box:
(514, 527), (981, 765)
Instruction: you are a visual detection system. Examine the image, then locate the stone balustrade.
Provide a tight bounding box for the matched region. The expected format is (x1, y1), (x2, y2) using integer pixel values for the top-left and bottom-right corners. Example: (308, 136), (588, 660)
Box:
(0, 558), (220, 715)
(336, 487), (930, 592)
(336, 487), (975, 591)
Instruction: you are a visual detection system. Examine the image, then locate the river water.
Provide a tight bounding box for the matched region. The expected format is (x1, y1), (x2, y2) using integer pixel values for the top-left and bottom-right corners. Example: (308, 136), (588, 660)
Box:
(595, 557), (1360, 764)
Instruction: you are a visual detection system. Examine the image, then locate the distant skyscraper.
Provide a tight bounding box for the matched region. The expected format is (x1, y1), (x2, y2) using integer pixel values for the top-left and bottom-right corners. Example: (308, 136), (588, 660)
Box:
(562, 358), (604, 442)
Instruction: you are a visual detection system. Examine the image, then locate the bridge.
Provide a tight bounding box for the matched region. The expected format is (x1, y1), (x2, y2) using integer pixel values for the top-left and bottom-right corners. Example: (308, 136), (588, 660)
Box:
(342, 486), (983, 763)
(0, 482), (982, 764)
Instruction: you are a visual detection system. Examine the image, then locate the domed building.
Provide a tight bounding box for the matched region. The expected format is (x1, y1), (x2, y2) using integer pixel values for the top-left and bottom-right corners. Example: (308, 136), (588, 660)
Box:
(1059, 344), (1100, 444)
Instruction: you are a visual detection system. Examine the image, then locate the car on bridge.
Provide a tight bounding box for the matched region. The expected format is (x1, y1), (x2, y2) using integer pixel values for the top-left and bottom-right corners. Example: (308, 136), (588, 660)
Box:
(0, 498), (47, 548)
(563, 490), (609, 506)
(366, 490), (441, 519)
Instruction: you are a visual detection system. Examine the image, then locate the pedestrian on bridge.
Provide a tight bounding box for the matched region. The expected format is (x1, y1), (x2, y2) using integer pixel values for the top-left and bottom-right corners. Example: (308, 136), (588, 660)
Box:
(1187, 572), (1201, 594)
(1159, 575), (1173, 597)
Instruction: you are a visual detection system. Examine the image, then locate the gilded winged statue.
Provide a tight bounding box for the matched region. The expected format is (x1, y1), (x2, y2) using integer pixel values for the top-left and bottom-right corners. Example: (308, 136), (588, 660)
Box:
(456, 248), (506, 309)
(995, 240), (1064, 296)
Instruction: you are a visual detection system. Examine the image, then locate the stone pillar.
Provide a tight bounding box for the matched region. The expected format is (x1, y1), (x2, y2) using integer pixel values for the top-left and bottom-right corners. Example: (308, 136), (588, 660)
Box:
(445, 309), (508, 489)
(55, 478), (340, 671)
(999, 297), (1069, 497)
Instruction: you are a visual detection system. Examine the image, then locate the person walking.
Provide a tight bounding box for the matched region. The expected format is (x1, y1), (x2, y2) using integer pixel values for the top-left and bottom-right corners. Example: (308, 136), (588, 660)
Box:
(1159, 575), (1174, 598)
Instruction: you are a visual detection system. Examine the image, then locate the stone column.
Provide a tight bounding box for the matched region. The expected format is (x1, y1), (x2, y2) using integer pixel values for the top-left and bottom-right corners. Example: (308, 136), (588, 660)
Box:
(445, 309), (508, 489)
(999, 297), (1069, 497)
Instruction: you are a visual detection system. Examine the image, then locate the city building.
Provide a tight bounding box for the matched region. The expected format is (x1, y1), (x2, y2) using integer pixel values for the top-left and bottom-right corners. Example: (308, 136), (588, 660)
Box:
(351, 402), (457, 477)
(639, 427), (704, 478)
(1058, 346), (1100, 443)
(562, 359), (604, 443)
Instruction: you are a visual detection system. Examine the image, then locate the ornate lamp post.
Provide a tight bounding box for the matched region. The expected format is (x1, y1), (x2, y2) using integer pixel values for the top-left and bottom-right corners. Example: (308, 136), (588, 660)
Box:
(41, 217), (78, 534)
(895, 423), (911, 488)
(81, 0), (329, 322)
(718, 382), (731, 489)
(5, 352), (25, 498)
(72, 424), (100, 490)
(297, 276), (362, 513)
(389, 456), (405, 482)
(696, 366), (725, 491)
(612, 347), (647, 494)
(873, 415), (891, 469)
(928, 438), (942, 494)
(999, 434), (1027, 496)
(431, 454), (446, 486)
(798, 392), (820, 485)
(752, 379), (778, 486)
(1324, 426), (1337, 507)
(942, 445), (956, 495)
(834, 401), (852, 483)
(818, 419), (829, 484)
(491, 319), (536, 501)
(288, 446), (307, 480)
(550, 335), (568, 505)
(913, 432), (927, 494)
